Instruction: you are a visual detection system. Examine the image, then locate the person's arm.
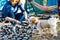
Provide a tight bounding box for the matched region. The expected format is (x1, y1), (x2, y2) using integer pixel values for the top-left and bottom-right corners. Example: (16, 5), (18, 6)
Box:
(32, 1), (57, 11)
(23, 11), (30, 23)
(28, 0), (57, 11)
(20, 4), (28, 19)
(5, 17), (21, 24)
(19, 4), (30, 23)
(23, 11), (28, 20)
(31, 1), (48, 11)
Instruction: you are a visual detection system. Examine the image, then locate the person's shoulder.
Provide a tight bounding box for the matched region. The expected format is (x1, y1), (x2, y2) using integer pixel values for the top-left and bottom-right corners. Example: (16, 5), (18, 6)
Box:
(4, 1), (11, 8)
(4, 1), (9, 5)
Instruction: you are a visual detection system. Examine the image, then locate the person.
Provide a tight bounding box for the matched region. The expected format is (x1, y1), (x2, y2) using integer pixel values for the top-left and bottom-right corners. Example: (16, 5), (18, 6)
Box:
(2, 0), (29, 26)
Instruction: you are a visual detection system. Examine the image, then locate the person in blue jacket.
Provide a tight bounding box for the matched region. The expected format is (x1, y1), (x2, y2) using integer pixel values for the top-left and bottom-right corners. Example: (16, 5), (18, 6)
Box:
(3, 0), (29, 25)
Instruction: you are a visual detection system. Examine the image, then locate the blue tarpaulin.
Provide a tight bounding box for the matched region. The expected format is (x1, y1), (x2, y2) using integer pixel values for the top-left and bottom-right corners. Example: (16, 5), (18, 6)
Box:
(47, 0), (58, 14)
(47, 0), (58, 6)
(0, 0), (8, 10)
